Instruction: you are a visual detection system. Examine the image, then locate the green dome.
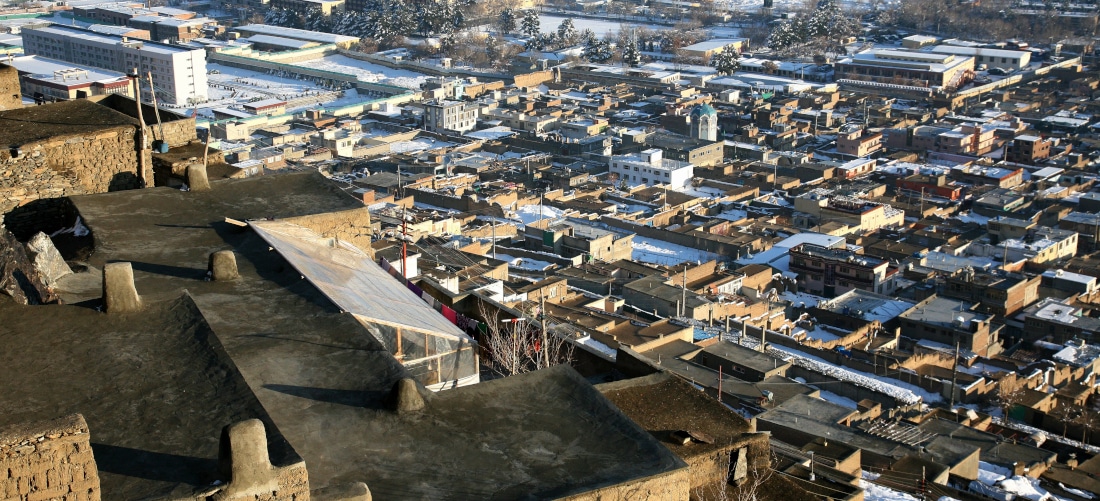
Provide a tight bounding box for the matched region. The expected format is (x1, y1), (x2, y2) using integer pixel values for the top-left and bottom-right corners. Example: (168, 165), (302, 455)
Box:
(690, 103), (717, 117)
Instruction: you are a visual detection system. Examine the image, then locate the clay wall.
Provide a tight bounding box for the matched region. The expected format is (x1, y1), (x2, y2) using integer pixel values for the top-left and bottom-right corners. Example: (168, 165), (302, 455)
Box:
(0, 64), (21, 111)
(283, 208), (373, 258)
(0, 414), (101, 501)
(557, 466), (691, 501)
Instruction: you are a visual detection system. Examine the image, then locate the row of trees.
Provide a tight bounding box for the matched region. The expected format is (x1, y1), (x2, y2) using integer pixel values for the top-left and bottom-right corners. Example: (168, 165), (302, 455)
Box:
(884, 0), (1087, 42)
(766, 0), (859, 56)
(264, 0), (471, 46)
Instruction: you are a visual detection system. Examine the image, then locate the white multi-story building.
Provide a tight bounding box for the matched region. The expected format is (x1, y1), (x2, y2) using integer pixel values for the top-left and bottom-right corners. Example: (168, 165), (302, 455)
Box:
(423, 99), (478, 134)
(21, 24), (207, 105)
(609, 148), (694, 188)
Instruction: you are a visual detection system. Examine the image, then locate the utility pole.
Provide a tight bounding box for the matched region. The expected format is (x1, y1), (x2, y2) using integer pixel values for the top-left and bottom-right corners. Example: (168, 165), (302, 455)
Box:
(401, 205), (408, 279)
(539, 293), (547, 368)
(949, 340), (960, 410)
(681, 266), (688, 318)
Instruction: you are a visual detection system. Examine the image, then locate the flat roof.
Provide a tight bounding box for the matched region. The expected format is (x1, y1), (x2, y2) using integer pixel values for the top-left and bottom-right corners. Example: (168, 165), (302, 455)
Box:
(682, 38), (747, 52)
(701, 341), (789, 374)
(242, 34), (315, 49)
(23, 24), (202, 55)
(931, 45), (1029, 59)
(899, 296), (989, 327)
(0, 98), (138, 146)
(598, 372), (757, 457)
(232, 24), (357, 45)
(7, 55), (129, 84)
(0, 295), (300, 499)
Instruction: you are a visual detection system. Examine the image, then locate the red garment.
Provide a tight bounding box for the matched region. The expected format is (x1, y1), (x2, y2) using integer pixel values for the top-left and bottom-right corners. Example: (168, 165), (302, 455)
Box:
(441, 305), (458, 324)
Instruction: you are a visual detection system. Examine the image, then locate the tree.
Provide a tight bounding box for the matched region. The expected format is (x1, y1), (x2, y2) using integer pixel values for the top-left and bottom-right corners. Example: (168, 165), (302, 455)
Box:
(583, 37), (613, 63)
(711, 45), (741, 75)
(521, 9), (540, 39)
(693, 450), (776, 501)
(1050, 402), (1078, 438)
(622, 37), (641, 66)
(766, 20), (803, 52)
(761, 60), (779, 74)
(498, 8), (516, 34)
(556, 18), (577, 45)
(304, 8), (329, 33)
(485, 35), (500, 63)
(477, 301), (574, 378)
(1072, 408), (1098, 446)
(996, 383), (1026, 423)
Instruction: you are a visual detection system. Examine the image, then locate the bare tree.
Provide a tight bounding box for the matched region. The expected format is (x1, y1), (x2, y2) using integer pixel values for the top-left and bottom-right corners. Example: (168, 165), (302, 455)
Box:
(1050, 401), (1078, 438)
(996, 382), (1026, 423)
(1071, 408), (1098, 446)
(693, 450), (775, 501)
(477, 301), (574, 378)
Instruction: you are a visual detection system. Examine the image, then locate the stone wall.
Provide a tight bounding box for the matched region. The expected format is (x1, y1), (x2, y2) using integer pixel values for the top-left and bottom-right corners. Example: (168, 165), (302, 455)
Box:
(1, 125), (150, 238)
(88, 94), (198, 148)
(0, 64), (21, 111)
(0, 414), (101, 501)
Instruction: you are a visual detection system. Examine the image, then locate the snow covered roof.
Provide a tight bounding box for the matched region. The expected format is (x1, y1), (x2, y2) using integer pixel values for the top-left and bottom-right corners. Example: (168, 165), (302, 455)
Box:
(232, 24), (357, 45)
(6, 55), (128, 85)
(681, 38), (747, 52)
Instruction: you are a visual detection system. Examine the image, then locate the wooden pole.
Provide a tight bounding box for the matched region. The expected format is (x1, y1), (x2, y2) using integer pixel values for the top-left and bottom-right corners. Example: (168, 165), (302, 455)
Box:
(146, 72), (166, 143)
(129, 69), (148, 187)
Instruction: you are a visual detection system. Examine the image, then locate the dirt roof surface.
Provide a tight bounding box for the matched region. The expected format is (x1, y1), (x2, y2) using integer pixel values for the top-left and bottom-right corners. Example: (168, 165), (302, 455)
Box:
(0, 295), (298, 500)
(599, 372), (754, 457)
(40, 171), (687, 498)
(0, 99), (140, 146)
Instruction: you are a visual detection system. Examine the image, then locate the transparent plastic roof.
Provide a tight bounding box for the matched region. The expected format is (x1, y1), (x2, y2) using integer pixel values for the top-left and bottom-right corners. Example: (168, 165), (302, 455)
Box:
(251, 220), (468, 339)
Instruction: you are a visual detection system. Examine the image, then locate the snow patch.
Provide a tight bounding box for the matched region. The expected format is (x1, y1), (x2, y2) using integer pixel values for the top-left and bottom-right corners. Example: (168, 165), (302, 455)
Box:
(631, 236), (720, 266)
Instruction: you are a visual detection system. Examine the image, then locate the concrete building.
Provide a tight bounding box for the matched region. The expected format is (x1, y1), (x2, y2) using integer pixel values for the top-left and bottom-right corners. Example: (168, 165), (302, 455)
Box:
(794, 191), (905, 233)
(645, 132), (724, 167)
(789, 243), (897, 297)
(895, 173), (963, 201)
(970, 227), (1079, 264)
(942, 267), (1041, 317)
(423, 99), (478, 134)
(609, 149), (695, 188)
(1022, 297), (1100, 344)
(836, 49), (974, 89)
(523, 218), (634, 262)
(1006, 135), (1053, 164)
(836, 125), (883, 158)
(6, 55), (133, 101)
(21, 24), (207, 105)
(930, 45), (1031, 71)
(128, 15), (208, 43)
(270, 0), (345, 15)
(899, 296), (1003, 358)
